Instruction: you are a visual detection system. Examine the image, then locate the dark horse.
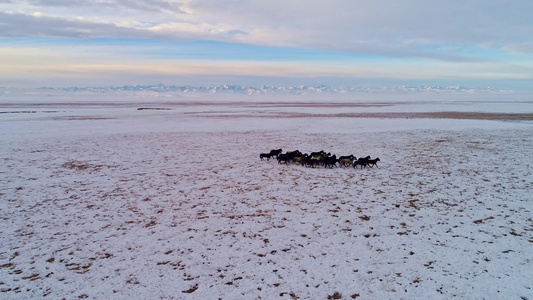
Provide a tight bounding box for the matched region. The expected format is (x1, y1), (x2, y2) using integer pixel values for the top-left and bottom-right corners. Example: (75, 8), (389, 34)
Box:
(366, 158), (380, 168)
(269, 148), (282, 158)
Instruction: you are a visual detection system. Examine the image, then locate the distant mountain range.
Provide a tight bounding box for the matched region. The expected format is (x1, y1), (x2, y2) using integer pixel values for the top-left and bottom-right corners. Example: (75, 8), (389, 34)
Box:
(34, 84), (512, 95)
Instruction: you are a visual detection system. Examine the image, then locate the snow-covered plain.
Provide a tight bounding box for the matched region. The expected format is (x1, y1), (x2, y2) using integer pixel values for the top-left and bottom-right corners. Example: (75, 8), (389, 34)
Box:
(1, 99), (532, 299)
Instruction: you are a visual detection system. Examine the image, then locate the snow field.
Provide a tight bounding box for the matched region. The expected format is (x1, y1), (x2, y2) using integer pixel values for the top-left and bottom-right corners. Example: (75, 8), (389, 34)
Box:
(0, 108), (532, 299)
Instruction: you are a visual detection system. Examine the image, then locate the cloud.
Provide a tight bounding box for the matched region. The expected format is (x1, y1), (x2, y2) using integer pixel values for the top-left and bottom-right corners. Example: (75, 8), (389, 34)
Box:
(503, 43), (533, 54)
(0, 12), (141, 38)
(185, 0), (533, 57)
(2, 46), (531, 82)
(2, 0), (533, 61)
(0, 11), (247, 42)
(1, 0), (533, 91)
(26, 0), (187, 14)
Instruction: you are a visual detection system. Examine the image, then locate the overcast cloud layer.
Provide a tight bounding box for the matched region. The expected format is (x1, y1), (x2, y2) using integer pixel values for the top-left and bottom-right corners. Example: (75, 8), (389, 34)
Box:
(1, 0), (533, 90)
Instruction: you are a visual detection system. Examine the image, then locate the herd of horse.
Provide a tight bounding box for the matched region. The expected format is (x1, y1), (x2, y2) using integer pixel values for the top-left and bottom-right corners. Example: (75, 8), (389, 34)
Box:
(260, 148), (380, 169)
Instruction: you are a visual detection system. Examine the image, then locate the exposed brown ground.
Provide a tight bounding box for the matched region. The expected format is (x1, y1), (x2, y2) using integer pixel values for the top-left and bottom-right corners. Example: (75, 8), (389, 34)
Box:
(292, 111), (533, 121)
(195, 111), (533, 121)
(2, 101), (532, 121)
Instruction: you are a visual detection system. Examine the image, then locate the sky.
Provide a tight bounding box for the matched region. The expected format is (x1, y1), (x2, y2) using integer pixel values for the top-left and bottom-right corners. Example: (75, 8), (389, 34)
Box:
(1, 0), (533, 91)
